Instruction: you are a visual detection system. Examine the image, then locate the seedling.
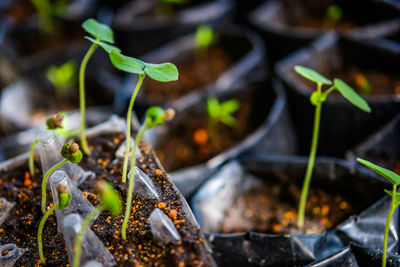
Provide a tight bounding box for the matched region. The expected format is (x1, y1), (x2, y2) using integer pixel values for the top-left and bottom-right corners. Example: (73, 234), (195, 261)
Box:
(354, 73), (373, 96)
(109, 50), (178, 184)
(323, 4), (343, 28)
(79, 18), (121, 155)
(46, 60), (77, 100)
(73, 180), (122, 267)
(121, 106), (175, 240)
(29, 113), (64, 177)
(294, 65), (371, 229)
(206, 97), (240, 150)
(41, 143), (82, 214)
(38, 183), (71, 265)
(357, 158), (400, 267)
(30, 0), (68, 33)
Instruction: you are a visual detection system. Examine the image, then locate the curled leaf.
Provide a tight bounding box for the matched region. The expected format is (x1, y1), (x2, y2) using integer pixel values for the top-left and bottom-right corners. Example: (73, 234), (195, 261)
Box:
(61, 143), (83, 164)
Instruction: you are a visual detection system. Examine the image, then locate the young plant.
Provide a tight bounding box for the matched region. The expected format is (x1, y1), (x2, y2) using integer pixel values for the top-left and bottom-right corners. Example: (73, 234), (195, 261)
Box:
(73, 180), (122, 267)
(206, 97), (240, 150)
(46, 60), (77, 99)
(38, 183), (71, 265)
(357, 158), (400, 267)
(323, 4), (343, 28)
(194, 24), (216, 58)
(354, 73), (373, 96)
(29, 113), (64, 177)
(30, 0), (68, 33)
(79, 18), (121, 155)
(109, 50), (178, 184)
(121, 106), (175, 240)
(41, 143), (82, 214)
(294, 65), (371, 229)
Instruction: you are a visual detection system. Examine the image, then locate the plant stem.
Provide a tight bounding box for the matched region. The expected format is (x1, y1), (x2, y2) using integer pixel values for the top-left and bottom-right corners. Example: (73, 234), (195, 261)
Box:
(73, 205), (104, 267)
(208, 117), (220, 151)
(41, 159), (68, 214)
(121, 122), (148, 240)
(297, 84), (323, 229)
(38, 203), (59, 264)
(79, 42), (98, 156)
(29, 138), (38, 177)
(382, 184), (397, 267)
(121, 74), (146, 183)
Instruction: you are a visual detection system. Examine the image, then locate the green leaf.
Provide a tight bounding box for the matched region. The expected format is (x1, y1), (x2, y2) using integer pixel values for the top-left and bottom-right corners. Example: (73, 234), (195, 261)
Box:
(357, 158), (400, 185)
(58, 193), (71, 210)
(195, 25), (214, 49)
(207, 97), (220, 119)
(97, 181), (122, 217)
(145, 106), (167, 128)
(221, 99), (240, 114)
(109, 50), (145, 74)
(61, 144), (83, 164)
(220, 114), (237, 127)
(85, 37), (121, 54)
(82, 18), (114, 43)
(294, 65), (332, 85)
(334, 79), (371, 113)
(145, 63), (179, 82)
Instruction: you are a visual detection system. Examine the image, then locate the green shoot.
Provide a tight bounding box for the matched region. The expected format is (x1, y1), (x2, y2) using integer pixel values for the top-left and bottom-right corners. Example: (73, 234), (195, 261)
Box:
(357, 158), (400, 267)
(206, 97), (240, 150)
(30, 0), (68, 34)
(294, 65), (371, 229)
(324, 4), (343, 28)
(79, 18), (121, 156)
(73, 181), (122, 267)
(46, 60), (77, 100)
(29, 113), (64, 177)
(121, 106), (175, 240)
(38, 183), (71, 264)
(109, 50), (178, 184)
(41, 143), (82, 214)
(194, 25), (216, 68)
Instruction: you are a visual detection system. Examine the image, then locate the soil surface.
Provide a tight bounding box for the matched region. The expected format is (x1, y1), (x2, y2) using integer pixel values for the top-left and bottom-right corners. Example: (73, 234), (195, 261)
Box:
(0, 133), (211, 266)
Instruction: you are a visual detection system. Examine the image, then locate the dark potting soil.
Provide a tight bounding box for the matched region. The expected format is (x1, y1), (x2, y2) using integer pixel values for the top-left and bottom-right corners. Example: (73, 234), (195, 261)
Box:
(0, 133), (210, 266)
(142, 46), (232, 103)
(6, 1), (36, 23)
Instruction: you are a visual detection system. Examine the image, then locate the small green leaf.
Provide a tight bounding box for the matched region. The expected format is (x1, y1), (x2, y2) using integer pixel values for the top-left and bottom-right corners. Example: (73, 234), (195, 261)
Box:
(96, 181), (122, 217)
(207, 97), (220, 118)
(146, 106), (167, 128)
(109, 50), (145, 74)
(145, 63), (179, 82)
(58, 193), (71, 210)
(61, 143), (83, 164)
(294, 65), (332, 85)
(195, 25), (215, 49)
(334, 79), (371, 113)
(85, 37), (121, 54)
(221, 99), (240, 114)
(82, 18), (114, 43)
(326, 5), (343, 21)
(357, 158), (400, 185)
(220, 114), (237, 127)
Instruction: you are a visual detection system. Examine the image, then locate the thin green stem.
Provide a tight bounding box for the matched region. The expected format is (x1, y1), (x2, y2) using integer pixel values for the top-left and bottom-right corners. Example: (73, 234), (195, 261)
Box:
(29, 139), (38, 177)
(73, 205), (104, 267)
(41, 159), (68, 214)
(297, 84), (323, 229)
(382, 184), (397, 267)
(324, 86), (335, 96)
(121, 122), (148, 240)
(79, 42), (98, 156)
(121, 74), (146, 183)
(38, 203), (59, 264)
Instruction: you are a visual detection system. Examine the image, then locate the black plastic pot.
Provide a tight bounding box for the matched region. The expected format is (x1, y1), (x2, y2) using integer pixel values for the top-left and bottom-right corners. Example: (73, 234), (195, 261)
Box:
(192, 155), (395, 266)
(275, 33), (400, 158)
(111, 0), (234, 57)
(249, 0), (400, 63)
(145, 77), (296, 198)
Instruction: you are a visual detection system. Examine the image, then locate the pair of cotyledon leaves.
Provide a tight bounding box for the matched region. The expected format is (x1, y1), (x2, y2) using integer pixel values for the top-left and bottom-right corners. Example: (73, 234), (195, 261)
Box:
(83, 19), (178, 82)
(207, 97), (240, 127)
(294, 65), (371, 113)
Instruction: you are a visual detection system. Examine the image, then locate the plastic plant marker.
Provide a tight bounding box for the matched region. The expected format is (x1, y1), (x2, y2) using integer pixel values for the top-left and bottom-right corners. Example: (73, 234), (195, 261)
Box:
(357, 158), (400, 267)
(115, 137), (143, 162)
(130, 167), (160, 199)
(0, 244), (28, 267)
(149, 208), (181, 245)
(294, 65), (371, 229)
(108, 50), (178, 184)
(0, 198), (15, 226)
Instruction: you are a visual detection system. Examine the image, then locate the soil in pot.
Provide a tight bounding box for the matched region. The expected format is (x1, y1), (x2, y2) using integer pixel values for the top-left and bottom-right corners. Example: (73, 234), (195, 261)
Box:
(5, 0), (36, 23)
(0, 132), (211, 266)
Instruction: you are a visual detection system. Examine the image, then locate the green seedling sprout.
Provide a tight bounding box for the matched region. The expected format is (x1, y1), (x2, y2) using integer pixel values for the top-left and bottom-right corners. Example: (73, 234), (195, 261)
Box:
(121, 106), (175, 240)
(108, 50), (178, 184)
(29, 113), (65, 177)
(38, 183), (71, 265)
(46, 60), (77, 100)
(30, 0), (68, 34)
(354, 73), (373, 96)
(206, 97), (240, 150)
(357, 158), (400, 267)
(73, 180), (122, 267)
(79, 18), (121, 156)
(41, 143), (82, 214)
(294, 65), (371, 229)
(324, 4), (343, 28)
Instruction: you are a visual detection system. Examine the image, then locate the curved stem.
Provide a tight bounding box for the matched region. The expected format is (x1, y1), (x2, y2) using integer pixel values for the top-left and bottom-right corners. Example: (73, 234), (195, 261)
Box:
(382, 184), (397, 267)
(297, 84), (323, 229)
(121, 122), (148, 240)
(41, 159), (68, 214)
(121, 74), (146, 183)
(73, 205), (104, 267)
(79, 42), (98, 156)
(38, 203), (59, 265)
(29, 139), (38, 177)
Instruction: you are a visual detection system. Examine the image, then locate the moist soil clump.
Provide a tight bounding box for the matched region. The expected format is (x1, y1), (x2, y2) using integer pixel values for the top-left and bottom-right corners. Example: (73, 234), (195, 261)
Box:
(0, 133), (210, 266)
